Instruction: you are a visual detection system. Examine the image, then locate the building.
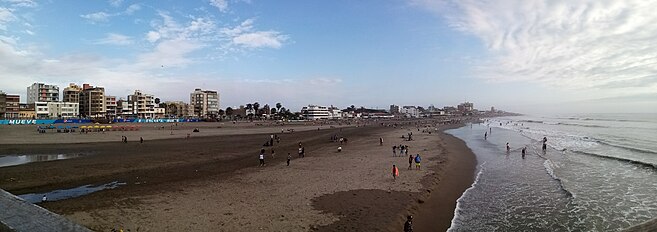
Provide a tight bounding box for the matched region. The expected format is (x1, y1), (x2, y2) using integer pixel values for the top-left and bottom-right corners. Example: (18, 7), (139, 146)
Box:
(116, 99), (134, 119)
(0, 92), (20, 119)
(79, 84), (106, 118)
(35, 102), (49, 119)
(105, 96), (117, 119)
(62, 83), (82, 103)
(19, 103), (35, 119)
(389, 105), (400, 114)
(128, 90), (156, 119)
(457, 102), (474, 113)
(190, 89), (219, 118)
(154, 107), (166, 118)
(490, 106), (496, 112)
(47, 102), (79, 119)
(301, 105), (330, 120)
(27, 82), (59, 104)
(400, 106), (420, 118)
(164, 101), (192, 118)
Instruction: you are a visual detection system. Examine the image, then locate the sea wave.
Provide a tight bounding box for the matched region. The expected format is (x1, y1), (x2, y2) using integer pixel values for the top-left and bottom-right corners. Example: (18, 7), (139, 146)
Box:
(595, 140), (657, 156)
(570, 150), (657, 169)
(447, 162), (486, 232)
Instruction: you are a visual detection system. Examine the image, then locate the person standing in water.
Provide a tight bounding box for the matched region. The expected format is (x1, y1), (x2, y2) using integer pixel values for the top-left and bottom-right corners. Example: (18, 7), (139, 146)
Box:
(542, 137), (548, 151)
(485, 132), (488, 140)
(521, 147), (526, 159)
(506, 142), (510, 152)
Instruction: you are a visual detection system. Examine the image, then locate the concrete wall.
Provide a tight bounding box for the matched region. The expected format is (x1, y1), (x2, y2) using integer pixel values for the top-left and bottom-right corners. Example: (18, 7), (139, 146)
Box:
(0, 189), (91, 232)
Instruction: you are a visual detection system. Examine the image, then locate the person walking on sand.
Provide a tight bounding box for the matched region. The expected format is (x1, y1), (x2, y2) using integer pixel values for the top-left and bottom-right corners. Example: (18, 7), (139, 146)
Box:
(259, 149), (266, 167)
(380, 137), (383, 146)
(404, 215), (413, 232)
(287, 153), (291, 166)
(521, 147), (527, 159)
(271, 149), (276, 159)
(392, 165), (399, 180)
(408, 155), (413, 170)
(140, 137), (144, 144)
(414, 154), (421, 170)
(393, 145), (397, 157)
(298, 147), (303, 158)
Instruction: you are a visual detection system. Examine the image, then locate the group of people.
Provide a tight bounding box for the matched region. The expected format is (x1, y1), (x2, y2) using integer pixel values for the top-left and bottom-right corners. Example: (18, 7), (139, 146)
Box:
(392, 144), (410, 157)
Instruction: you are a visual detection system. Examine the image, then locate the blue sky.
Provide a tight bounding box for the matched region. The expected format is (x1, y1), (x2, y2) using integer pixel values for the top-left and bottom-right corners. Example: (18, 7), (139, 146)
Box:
(1, 0), (656, 114)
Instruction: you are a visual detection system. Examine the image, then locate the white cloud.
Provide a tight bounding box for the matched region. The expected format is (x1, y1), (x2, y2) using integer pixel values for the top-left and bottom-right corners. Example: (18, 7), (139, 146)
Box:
(135, 38), (203, 69)
(209, 0), (228, 12)
(23, 29), (33, 35)
(125, 4), (141, 15)
(80, 11), (111, 23)
(233, 31), (286, 49)
(0, 7), (15, 30)
(414, 0), (657, 99)
(108, 0), (123, 7)
(2, 0), (37, 8)
(94, 33), (133, 45)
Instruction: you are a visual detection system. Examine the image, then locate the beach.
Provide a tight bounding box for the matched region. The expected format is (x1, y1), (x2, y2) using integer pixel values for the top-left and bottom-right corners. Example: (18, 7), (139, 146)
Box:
(0, 120), (476, 231)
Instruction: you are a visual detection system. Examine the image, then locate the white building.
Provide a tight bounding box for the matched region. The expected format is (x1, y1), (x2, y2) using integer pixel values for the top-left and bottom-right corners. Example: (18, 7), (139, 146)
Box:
(301, 105), (342, 120)
(190, 88), (220, 118)
(27, 82), (59, 104)
(105, 96), (117, 119)
(35, 102), (49, 119)
(400, 106), (420, 118)
(127, 90), (156, 119)
(47, 102), (79, 119)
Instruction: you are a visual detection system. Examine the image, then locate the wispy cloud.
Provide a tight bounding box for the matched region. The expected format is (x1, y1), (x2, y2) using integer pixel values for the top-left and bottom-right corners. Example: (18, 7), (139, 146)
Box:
(80, 4), (141, 23)
(2, 0), (37, 8)
(209, 0), (228, 13)
(108, 0), (123, 7)
(80, 11), (111, 23)
(0, 7), (16, 30)
(413, 0), (657, 99)
(221, 18), (288, 49)
(94, 33), (133, 45)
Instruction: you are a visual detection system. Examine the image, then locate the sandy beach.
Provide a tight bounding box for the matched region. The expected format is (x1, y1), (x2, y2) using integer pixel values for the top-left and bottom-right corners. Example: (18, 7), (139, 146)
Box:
(0, 120), (475, 231)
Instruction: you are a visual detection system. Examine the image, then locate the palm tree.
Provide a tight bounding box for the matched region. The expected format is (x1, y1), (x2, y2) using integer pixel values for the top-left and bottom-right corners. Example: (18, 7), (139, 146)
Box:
(253, 102), (260, 116)
(276, 102), (282, 114)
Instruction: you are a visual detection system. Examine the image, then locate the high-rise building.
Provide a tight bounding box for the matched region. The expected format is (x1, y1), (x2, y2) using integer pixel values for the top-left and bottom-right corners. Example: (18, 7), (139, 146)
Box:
(63, 83), (82, 103)
(128, 90), (156, 119)
(79, 84), (106, 118)
(27, 82), (59, 104)
(457, 102), (474, 112)
(389, 105), (400, 114)
(116, 98), (134, 118)
(190, 88), (219, 118)
(0, 91), (20, 119)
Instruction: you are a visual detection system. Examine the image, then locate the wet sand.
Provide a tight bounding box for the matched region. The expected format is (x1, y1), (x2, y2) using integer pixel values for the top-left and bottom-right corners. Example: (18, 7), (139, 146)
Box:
(0, 120), (475, 231)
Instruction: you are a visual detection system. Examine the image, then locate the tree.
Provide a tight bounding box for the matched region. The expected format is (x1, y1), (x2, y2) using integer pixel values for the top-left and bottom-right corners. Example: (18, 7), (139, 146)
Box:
(225, 107), (233, 116)
(276, 102), (282, 113)
(155, 98), (161, 104)
(270, 108), (277, 115)
(253, 102), (260, 115)
(246, 104), (253, 110)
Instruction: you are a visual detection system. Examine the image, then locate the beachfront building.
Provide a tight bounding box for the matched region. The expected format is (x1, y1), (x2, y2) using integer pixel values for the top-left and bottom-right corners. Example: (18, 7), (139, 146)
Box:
(458, 102), (474, 113)
(190, 89), (219, 118)
(128, 90), (156, 119)
(154, 107), (165, 118)
(0, 91), (20, 119)
(400, 106), (420, 118)
(26, 82), (59, 104)
(164, 101), (192, 118)
(35, 102), (49, 119)
(62, 83), (82, 103)
(389, 105), (400, 114)
(116, 99), (135, 119)
(19, 103), (35, 119)
(105, 96), (117, 119)
(301, 105), (342, 120)
(47, 102), (79, 119)
(79, 84), (106, 118)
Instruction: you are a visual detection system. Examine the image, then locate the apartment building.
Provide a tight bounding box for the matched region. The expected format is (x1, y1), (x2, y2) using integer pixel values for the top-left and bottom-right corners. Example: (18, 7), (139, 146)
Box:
(27, 82), (59, 104)
(0, 92), (20, 119)
(105, 96), (117, 119)
(190, 89), (219, 118)
(128, 90), (156, 119)
(79, 84), (106, 118)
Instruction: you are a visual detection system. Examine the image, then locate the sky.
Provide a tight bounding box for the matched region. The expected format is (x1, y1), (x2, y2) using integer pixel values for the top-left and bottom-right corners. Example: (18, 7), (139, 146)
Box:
(1, 0), (656, 114)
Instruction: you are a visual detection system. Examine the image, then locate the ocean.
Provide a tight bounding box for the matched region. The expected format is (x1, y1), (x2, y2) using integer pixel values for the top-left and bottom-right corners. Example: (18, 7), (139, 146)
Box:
(446, 113), (657, 231)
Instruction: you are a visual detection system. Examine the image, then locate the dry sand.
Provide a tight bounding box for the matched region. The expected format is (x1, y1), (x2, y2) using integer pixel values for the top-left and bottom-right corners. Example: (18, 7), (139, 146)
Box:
(0, 120), (475, 231)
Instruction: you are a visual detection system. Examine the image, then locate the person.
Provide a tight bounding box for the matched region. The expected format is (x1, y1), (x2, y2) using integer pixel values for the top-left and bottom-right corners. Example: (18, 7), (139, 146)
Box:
(259, 149), (265, 167)
(521, 147), (526, 159)
(506, 142), (510, 152)
(408, 155), (413, 170)
(338, 146), (342, 152)
(392, 145), (397, 157)
(405, 146), (409, 156)
(140, 137), (144, 144)
(392, 165), (399, 180)
(542, 137), (548, 151)
(271, 149), (275, 159)
(287, 153), (291, 166)
(298, 147), (303, 158)
(404, 215), (413, 232)
(484, 132), (487, 140)
(415, 154), (421, 170)
(42, 195), (47, 202)
(380, 137), (383, 146)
